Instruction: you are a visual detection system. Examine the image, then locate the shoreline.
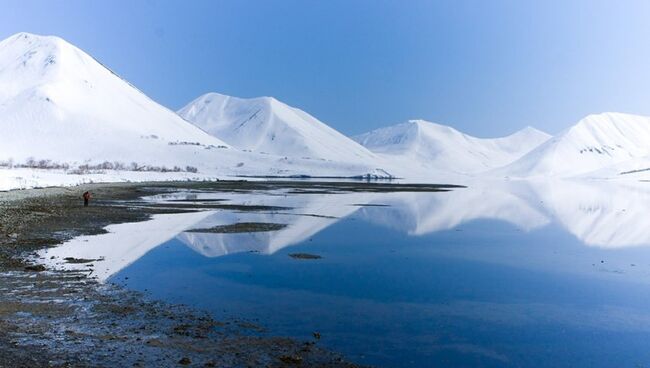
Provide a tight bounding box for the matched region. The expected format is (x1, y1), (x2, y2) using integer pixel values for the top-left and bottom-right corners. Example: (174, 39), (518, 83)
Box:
(0, 181), (379, 367)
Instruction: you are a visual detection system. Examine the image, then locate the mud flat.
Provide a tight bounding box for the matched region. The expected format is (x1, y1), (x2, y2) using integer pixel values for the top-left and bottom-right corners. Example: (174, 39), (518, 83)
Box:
(0, 180), (454, 367)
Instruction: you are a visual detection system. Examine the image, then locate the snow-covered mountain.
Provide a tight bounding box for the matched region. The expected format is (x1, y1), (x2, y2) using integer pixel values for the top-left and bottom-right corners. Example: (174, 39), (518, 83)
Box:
(9, 32), (650, 185)
(501, 112), (650, 178)
(0, 32), (392, 186)
(178, 92), (377, 163)
(0, 32), (232, 168)
(354, 120), (550, 174)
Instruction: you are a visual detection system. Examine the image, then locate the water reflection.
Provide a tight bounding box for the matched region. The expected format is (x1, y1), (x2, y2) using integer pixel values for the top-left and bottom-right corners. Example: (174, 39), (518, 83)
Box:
(354, 186), (549, 234)
(37, 180), (650, 282)
(176, 192), (367, 257)
(176, 179), (650, 250)
(530, 180), (650, 247)
(34, 180), (650, 367)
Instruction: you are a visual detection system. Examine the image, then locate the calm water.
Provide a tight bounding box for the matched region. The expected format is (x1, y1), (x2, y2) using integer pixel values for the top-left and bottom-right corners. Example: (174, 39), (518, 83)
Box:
(41, 181), (650, 367)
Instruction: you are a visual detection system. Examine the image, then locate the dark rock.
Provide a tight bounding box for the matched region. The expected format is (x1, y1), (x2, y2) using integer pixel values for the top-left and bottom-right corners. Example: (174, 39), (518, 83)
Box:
(178, 357), (191, 365)
(289, 253), (322, 260)
(279, 354), (303, 364)
(24, 264), (46, 272)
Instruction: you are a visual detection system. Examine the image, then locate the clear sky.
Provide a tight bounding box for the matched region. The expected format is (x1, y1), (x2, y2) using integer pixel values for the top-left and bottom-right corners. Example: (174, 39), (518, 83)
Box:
(2, 0), (650, 137)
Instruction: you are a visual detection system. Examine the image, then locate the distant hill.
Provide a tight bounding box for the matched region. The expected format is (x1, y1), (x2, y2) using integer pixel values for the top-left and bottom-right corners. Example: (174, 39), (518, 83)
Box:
(178, 92), (377, 163)
(354, 119), (550, 174)
(501, 112), (650, 177)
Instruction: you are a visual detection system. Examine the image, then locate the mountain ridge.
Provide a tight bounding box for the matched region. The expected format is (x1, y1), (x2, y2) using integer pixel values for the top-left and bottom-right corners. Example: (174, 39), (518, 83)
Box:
(499, 112), (650, 177)
(3, 32), (650, 184)
(178, 92), (378, 163)
(354, 119), (551, 174)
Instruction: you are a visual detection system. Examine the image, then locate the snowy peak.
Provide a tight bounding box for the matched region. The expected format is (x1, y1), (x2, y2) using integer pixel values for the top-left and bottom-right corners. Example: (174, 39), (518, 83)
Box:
(489, 126), (551, 155)
(1, 32), (122, 97)
(353, 119), (466, 154)
(566, 112), (650, 150)
(502, 112), (650, 177)
(178, 92), (278, 135)
(178, 92), (377, 163)
(498, 126), (550, 143)
(0, 32), (229, 166)
(354, 120), (550, 174)
(0, 32), (73, 98)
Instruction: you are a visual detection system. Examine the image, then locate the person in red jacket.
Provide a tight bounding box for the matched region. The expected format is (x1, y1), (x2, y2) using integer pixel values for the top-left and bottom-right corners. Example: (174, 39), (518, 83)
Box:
(82, 191), (92, 207)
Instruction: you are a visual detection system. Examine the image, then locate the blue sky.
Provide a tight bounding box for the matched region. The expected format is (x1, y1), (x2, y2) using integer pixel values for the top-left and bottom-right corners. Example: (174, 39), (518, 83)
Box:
(1, 0), (650, 137)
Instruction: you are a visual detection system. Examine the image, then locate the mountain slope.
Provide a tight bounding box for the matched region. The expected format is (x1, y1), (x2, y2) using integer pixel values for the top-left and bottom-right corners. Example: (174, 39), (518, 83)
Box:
(0, 32), (390, 182)
(177, 92), (378, 163)
(501, 112), (650, 177)
(354, 120), (550, 174)
(0, 32), (233, 168)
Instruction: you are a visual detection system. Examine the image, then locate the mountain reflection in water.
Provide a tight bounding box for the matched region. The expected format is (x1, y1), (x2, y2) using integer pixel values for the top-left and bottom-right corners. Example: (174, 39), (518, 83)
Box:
(35, 180), (650, 367)
(38, 180), (650, 281)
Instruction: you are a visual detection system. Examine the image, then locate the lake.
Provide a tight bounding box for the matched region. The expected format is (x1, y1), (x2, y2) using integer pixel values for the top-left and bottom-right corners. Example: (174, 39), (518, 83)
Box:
(39, 180), (650, 367)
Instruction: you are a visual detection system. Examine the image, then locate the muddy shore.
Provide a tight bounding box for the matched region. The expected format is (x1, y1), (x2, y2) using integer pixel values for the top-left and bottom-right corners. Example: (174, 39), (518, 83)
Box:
(0, 181), (455, 367)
